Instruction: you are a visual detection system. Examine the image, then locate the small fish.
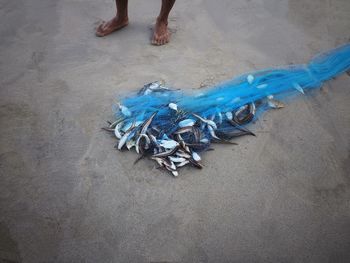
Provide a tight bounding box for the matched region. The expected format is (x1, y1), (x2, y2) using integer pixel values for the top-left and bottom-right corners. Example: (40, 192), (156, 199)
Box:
(101, 127), (114, 132)
(152, 147), (179, 158)
(192, 113), (217, 130)
(226, 119), (256, 136)
(174, 126), (194, 134)
(168, 103), (178, 111)
(188, 158), (203, 169)
(171, 170), (179, 177)
(267, 98), (285, 109)
(139, 112), (157, 138)
(159, 139), (179, 149)
(168, 156), (187, 163)
(217, 111), (223, 124)
(162, 163), (178, 176)
(233, 103), (256, 124)
(247, 74), (254, 84)
(118, 127), (136, 150)
(147, 133), (159, 148)
(176, 151), (191, 159)
(135, 134), (150, 154)
(123, 119), (136, 133)
(293, 83), (305, 94)
(176, 160), (190, 167)
(193, 126), (201, 143)
(152, 156), (165, 167)
(208, 125), (220, 140)
(225, 112), (233, 120)
(126, 139), (136, 150)
(178, 119), (196, 128)
(167, 161), (177, 171)
(216, 130), (255, 139)
(175, 134), (187, 149)
(184, 145), (191, 153)
(109, 118), (124, 129)
(139, 81), (172, 95)
(133, 154), (146, 165)
(154, 157), (176, 171)
(114, 122), (124, 139)
(192, 151), (201, 162)
(200, 138), (209, 144)
(122, 120), (142, 133)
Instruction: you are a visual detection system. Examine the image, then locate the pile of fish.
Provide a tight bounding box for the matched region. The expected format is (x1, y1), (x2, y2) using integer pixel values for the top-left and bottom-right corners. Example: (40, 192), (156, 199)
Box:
(103, 81), (286, 177)
(102, 45), (350, 176)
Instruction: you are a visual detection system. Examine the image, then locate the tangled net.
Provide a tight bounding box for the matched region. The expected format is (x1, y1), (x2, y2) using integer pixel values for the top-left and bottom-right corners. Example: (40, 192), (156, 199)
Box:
(103, 44), (350, 176)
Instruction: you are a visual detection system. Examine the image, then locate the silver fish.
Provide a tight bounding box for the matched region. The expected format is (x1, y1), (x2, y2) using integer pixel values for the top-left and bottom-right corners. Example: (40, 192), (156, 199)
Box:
(136, 134), (150, 154)
(174, 126), (194, 134)
(178, 119), (196, 128)
(293, 83), (305, 94)
(152, 147), (179, 158)
(168, 156), (187, 163)
(140, 112), (157, 135)
(200, 138), (209, 144)
(208, 125), (220, 140)
(171, 170), (179, 177)
(176, 160), (190, 167)
(192, 151), (201, 162)
(168, 103), (178, 111)
(159, 139), (179, 149)
(176, 150), (192, 159)
(247, 74), (254, 84)
(217, 111), (223, 124)
(267, 98), (285, 109)
(109, 118), (123, 129)
(118, 128), (136, 150)
(126, 139), (136, 150)
(122, 120), (142, 133)
(233, 102), (256, 124)
(114, 122), (124, 139)
(139, 81), (171, 95)
(225, 111), (233, 120)
(192, 113), (217, 130)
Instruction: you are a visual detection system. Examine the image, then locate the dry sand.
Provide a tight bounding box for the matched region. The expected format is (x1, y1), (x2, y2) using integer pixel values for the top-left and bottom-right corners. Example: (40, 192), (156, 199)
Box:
(1, 0), (350, 262)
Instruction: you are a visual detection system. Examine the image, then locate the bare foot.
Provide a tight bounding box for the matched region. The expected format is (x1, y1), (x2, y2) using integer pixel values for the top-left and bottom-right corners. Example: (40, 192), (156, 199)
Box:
(151, 19), (170, 46)
(96, 16), (129, 37)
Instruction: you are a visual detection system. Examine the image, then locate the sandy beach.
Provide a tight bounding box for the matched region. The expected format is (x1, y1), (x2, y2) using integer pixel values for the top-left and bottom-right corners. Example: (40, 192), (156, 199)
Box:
(1, 0), (350, 262)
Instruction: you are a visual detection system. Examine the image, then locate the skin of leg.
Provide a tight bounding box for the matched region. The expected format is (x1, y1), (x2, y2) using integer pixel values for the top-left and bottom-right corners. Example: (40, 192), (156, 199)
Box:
(152, 0), (176, 45)
(96, 0), (129, 37)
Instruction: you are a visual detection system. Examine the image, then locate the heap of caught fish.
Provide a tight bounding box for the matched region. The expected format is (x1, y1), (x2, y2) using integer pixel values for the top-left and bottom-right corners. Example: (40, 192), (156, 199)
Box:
(103, 44), (350, 177)
(103, 81), (285, 176)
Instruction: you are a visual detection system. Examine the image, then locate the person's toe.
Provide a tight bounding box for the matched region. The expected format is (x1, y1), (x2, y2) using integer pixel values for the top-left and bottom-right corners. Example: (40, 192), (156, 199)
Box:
(151, 35), (158, 45)
(96, 22), (106, 37)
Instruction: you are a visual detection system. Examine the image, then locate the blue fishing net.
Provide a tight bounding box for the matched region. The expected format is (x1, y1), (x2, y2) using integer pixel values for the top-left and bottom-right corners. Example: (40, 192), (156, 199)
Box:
(115, 44), (350, 130)
(107, 44), (350, 175)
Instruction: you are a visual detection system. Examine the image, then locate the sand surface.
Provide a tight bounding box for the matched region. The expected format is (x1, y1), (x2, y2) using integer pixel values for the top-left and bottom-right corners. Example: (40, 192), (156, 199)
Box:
(1, 0), (350, 262)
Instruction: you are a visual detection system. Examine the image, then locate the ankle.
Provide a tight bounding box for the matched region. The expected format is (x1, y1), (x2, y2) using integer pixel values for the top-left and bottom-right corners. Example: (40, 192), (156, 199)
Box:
(116, 14), (129, 23)
(156, 16), (168, 25)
